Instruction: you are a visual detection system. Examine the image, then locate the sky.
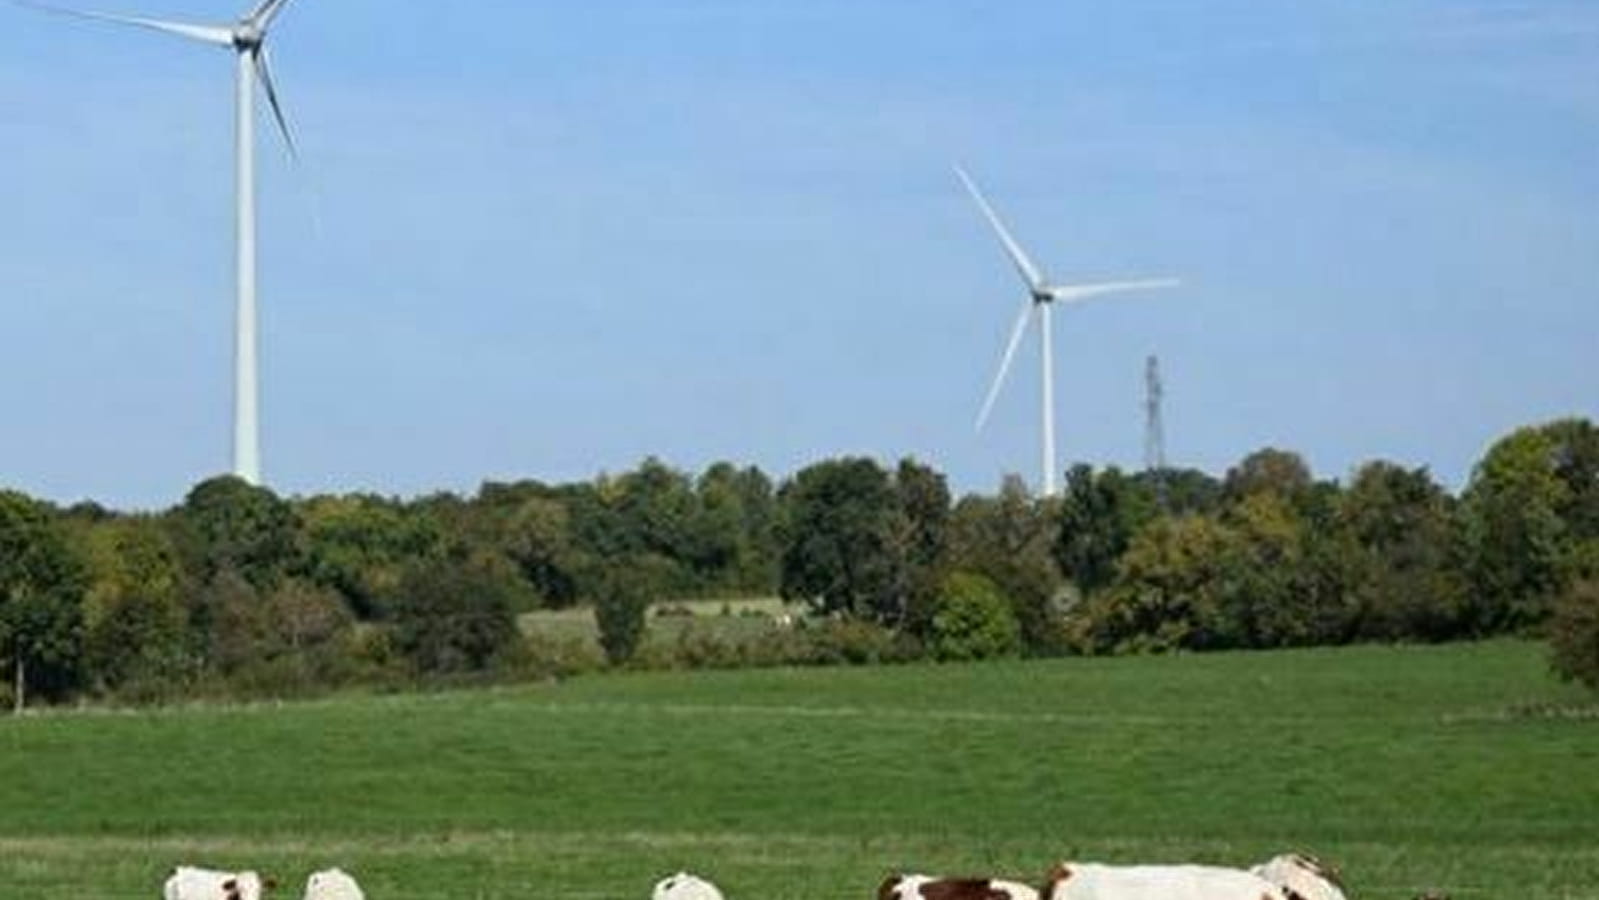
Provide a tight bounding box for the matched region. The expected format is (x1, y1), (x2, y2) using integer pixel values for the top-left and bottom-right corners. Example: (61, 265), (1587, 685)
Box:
(2, 0), (1596, 509)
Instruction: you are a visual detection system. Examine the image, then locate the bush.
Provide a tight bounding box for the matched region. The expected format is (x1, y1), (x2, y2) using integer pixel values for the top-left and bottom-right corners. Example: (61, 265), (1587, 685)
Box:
(390, 559), (519, 676)
(594, 566), (654, 665)
(802, 618), (919, 666)
(1551, 580), (1599, 690)
(200, 576), (359, 699)
(930, 572), (1021, 662)
(520, 631), (605, 678)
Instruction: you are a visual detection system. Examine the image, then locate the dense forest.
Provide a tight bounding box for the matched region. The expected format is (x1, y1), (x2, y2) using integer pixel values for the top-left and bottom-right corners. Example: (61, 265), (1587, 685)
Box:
(2, 417), (1596, 709)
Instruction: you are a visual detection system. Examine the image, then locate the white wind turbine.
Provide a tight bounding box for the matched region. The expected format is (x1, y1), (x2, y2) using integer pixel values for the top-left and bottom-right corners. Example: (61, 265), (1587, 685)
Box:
(19, 0), (305, 486)
(957, 165), (1178, 498)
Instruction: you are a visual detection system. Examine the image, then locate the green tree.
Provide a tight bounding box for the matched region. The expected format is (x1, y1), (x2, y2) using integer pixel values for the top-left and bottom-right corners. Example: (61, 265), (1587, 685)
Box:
(615, 458), (698, 593)
(1217, 492), (1350, 648)
(1542, 419), (1599, 542)
(79, 518), (192, 697)
(593, 562), (654, 665)
(1136, 467), (1224, 517)
(1462, 426), (1572, 630)
(1550, 580), (1599, 690)
(1087, 514), (1238, 653)
(1339, 462), (1470, 641)
(302, 494), (441, 619)
(949, 475), (1065, 655)
(777, 458), (904, 623)
(893, 458), (952, 634)
(1224, 448), (1314, 502)
(930, 572), (1021, 662)
(691, 463), (780, 594)
(177, 476), (303, 590)
(1054, 465), (1157, 596)
(0, 491), (88, 710)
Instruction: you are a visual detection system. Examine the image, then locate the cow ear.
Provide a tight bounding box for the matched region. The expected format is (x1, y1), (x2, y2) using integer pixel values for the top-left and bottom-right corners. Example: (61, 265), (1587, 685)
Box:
(878, 874), (903, 900)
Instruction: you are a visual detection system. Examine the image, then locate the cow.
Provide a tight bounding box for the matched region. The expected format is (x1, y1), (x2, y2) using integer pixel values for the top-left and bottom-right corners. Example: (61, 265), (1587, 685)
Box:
(652, 871), (726, 900)
(879, 873), (1040, 900)
(303, 868), (365, 900)
(1039, 862), (1289, 900)
(162, 867), (277, 900)
(1249, 855), (1348, 900)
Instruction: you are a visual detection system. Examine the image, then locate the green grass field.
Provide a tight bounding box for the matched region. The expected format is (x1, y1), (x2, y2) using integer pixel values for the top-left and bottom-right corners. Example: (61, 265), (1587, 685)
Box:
(1, 641), (1595, 899)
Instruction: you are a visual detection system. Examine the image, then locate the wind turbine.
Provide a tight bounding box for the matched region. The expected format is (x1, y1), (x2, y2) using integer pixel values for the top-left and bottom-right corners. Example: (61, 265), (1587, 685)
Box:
(957, 165), (1178, 498)
(18, 0), (305, 486)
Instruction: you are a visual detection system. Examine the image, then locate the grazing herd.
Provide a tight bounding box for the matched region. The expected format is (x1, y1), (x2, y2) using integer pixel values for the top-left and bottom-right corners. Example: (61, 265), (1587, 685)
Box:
(162, 852), (1440, 900)
(161, 867), (361, 900)
(659, 852), (1443, 900)
(873, 855), (1349, 900)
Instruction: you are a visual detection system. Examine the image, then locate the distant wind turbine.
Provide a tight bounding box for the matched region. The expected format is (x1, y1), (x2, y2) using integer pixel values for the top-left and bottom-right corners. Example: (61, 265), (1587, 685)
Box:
(956, 165), (1178, 498)
(19, 0), (306, 486)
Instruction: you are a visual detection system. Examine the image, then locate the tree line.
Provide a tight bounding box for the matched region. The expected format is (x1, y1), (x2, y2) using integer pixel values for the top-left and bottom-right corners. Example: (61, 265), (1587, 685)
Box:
(1, 418), (1596, 710)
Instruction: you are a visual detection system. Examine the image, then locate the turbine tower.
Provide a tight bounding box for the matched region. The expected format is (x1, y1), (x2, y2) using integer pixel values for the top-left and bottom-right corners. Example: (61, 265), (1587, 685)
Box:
(958, 165), (1178, 498)
(20, 0), (304, 486)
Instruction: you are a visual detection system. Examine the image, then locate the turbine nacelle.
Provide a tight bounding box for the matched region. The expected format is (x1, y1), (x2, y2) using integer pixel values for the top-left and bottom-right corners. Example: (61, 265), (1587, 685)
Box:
(231, 24), (262, 50)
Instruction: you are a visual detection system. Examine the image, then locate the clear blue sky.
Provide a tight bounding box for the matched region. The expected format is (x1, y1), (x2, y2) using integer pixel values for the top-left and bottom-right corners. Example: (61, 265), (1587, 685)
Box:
(2, 0), (1595, 509)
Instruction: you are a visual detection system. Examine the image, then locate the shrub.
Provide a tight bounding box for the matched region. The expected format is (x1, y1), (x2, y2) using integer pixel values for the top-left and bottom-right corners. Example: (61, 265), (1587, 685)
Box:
(200, 577), (358, 699)
(594, 566), (654, 665)
(520, 631), (606, 678)
(390, 559), (519, 676)
(670, 622), (747, 670)
(1550, 580), (1599, 690)
(930, 572), (1021, 662)
(800, 618), (918, 666)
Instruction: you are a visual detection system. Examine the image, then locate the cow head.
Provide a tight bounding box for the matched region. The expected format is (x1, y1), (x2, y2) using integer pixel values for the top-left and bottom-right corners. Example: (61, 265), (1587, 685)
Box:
(1039, 864), (1074, 900)
(1253, 854), (1346, 900)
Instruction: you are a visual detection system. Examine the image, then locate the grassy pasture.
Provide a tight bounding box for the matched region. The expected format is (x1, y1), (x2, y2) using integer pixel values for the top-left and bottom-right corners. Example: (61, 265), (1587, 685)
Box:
(0, 641), (1595, 899)
(521, 599), (800, 664)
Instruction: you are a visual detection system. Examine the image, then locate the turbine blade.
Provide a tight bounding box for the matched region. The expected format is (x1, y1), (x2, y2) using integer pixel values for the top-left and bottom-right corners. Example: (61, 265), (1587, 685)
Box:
(246, 0), (292, 29)
(976, 300), (1035, 432)
(1048, 278), (1181, 304)
(954, 164), (1046, 292)
(253, 47), (299, 163)
(12, 0), (233, 45)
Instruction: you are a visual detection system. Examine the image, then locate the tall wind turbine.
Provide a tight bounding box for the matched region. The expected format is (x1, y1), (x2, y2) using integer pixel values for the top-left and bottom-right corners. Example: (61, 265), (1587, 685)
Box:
(20, 0), (304, 486)
(957, 165), (1178, 498)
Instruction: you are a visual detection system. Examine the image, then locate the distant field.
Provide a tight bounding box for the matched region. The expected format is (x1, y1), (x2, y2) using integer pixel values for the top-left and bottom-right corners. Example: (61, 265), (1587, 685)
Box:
(522, 598), (799, 651)
(1, 642), (1596, 899)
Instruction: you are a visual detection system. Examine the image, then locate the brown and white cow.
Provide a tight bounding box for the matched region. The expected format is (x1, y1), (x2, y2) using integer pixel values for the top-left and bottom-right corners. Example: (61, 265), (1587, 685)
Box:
(162, 867), (277, 900)
(1039, 862), (1289, 900)
(879, 873), (1040, 900)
